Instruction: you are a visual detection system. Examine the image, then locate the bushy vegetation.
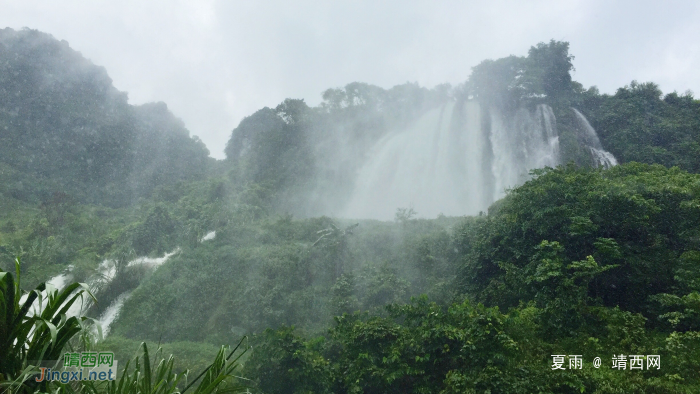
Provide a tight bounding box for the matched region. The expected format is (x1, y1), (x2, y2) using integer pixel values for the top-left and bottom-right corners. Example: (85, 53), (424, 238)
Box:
(243, 164), (700, 393)
(2, 28), (700, 392)
(0, 263), (249, 393)
(109, 213), (465, 342)
(582, 82), (700, 172)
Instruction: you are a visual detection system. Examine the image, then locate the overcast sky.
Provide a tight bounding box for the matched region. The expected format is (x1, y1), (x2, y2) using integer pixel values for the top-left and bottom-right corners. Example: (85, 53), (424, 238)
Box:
(2, 0), (699, 159)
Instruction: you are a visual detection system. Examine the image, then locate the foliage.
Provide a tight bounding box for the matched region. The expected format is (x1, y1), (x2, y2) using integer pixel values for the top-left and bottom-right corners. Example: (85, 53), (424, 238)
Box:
(132, 206), (177, 256)
(243, 327), (329, 394)
(581, 81), (700, 173)
(249, 298), (683, 393)
(0, 258), (95, 393)
(327, 298), (525, 394)
(460, 163), (700, 323)
(64, 342), (248, 394)
(466, 40), (576, 111)
(109, 215), (465, 342)
(245, 296), (699, 393)
(0, 28), (211, 207)
(4, 29), (700, 392)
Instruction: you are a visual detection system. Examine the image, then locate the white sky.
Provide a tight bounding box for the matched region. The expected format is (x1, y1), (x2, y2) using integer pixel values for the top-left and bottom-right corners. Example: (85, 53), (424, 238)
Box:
(2, 0), (699, 159)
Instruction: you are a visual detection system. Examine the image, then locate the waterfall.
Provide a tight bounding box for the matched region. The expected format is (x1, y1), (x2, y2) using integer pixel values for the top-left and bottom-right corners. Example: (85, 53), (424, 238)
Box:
(344, 103), (456, 219)
(46, 272), (71, 291)
(201, 231), (216, 242)
(22, 248), (179, 333)
(572, 108), (618, 168)
(95, 248), (179, 337)
(96, 291), (131, 337)
(489, 104), (560, 202)
(127, 248), (180, 268)
(343, 101), (562, 220)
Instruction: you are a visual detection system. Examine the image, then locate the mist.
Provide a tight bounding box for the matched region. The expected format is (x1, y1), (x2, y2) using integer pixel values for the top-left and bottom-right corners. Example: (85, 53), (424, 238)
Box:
(3, 4), (700, 392)
(224, 42), (617, 220)
(2, 1), (699, 159)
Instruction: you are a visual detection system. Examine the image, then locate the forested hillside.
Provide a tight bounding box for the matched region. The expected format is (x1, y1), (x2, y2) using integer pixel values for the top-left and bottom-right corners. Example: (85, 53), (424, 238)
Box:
(239, 163), (700, 393)
(1, 29), (700, 393)
(224, 41), (700, 218)
(583, 82), (700, 172)
(224, 84), (452, 216)
(0, 28), (212, 207)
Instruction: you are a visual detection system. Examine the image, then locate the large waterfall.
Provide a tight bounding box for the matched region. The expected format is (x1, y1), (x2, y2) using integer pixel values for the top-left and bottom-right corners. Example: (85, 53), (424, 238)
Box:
(343, 101), (615, 220)
(488, 104), (560, 205)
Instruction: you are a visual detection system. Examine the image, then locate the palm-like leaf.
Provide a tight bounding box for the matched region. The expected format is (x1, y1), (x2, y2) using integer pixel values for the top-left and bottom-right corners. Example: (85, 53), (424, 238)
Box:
(66, 341), (249, 394)
(0, 257), (95, 393)
(2, 258), (248, 394)
(186, 338), (249, 394)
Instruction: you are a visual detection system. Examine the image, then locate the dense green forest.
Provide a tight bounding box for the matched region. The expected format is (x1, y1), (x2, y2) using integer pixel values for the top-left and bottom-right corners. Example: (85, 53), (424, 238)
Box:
(1, 28), (700, 393)
(0, 28), (213, 207)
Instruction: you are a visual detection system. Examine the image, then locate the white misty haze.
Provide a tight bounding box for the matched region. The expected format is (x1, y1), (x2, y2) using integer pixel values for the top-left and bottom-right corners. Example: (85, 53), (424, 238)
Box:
(1, 0), (699, 159)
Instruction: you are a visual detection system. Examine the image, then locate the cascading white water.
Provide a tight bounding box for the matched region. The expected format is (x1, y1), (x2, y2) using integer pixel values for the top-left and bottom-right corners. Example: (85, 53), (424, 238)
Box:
(47, 272), (71, 290)
(343, 101), (561, 220)
(201, 231), (216, 242)
(572, 108), (618, 168)
(96, 291), (131, 337)
(343, 102), (484, 219)
(23, 247), (180, 337)
(95, 248), (180, 337)
(489, 104), (560, 202)
(127, 248), (180, 268)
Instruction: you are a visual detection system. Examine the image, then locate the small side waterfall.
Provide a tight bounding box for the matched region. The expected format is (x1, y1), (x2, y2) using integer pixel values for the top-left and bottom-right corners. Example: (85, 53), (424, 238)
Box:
(127, 248), (180, 268)
(201, 231), (216, 242)
(96, 291), (131, 337)
(97, 248), (180, 337)
(572, 108), (618, 168)
(26, 248), (180, 337)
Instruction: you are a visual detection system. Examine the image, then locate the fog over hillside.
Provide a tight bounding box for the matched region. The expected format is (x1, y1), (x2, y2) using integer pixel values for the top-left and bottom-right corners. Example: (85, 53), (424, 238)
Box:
(2, 1), (699, 159)
(2, 6), (700, 392)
